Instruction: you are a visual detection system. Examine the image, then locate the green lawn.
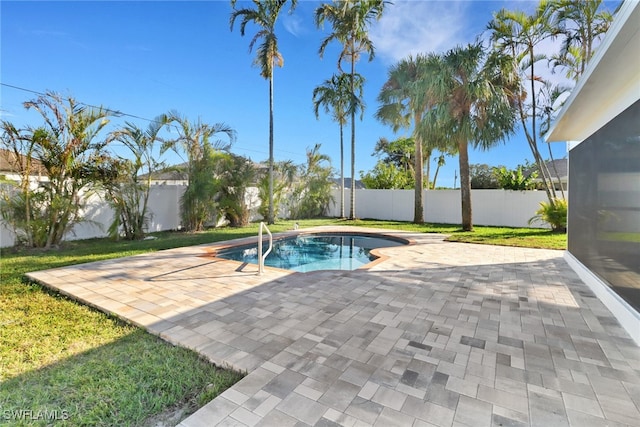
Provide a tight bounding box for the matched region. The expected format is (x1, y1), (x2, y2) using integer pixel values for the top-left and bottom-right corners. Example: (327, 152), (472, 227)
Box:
(342, 219), (567, 250)
(0, 218), (565, 425)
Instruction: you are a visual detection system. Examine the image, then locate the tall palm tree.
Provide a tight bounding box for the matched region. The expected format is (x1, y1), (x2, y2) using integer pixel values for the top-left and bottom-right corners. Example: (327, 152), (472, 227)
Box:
(432, 44), (520, 231)
(315, 0), (387, 220)
(312, 72), (364, 218)
(488, 3), (559, 205)
(230, 0), (298, 225)
(376, 53), (444, 223)
(550, 0), (614, 80)
(431, 153), (447, 190)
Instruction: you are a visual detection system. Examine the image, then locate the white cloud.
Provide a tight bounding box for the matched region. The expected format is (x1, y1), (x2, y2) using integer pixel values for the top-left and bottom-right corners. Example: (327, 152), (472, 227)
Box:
(282, 12), (305, 37)
(370, 0), (471, 64)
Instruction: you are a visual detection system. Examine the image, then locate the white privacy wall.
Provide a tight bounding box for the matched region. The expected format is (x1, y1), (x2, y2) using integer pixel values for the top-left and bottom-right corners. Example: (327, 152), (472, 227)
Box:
(146, 185), (185, 232)
(0, 185), (185, 248)
(1, 186), (552, 247)
(328, 189), (549, 228)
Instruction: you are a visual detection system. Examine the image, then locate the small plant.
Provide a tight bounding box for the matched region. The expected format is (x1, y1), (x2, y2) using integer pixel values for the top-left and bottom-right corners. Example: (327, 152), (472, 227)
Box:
(529, 198), (567, 233)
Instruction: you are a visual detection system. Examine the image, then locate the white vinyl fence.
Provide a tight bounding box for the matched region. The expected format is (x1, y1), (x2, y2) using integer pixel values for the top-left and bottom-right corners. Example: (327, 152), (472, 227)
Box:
(1, 185), (186, 248)
(327, 189), (550, 228)
(1, 186), (551, 248)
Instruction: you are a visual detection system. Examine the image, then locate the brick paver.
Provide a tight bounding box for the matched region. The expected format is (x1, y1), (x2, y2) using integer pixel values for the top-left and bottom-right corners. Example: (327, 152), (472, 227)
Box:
(26, 227), (640, 426)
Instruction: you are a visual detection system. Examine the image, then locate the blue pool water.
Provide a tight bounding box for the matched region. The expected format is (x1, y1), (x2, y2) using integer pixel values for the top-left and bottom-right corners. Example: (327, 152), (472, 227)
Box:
(215, 234), (405, 272)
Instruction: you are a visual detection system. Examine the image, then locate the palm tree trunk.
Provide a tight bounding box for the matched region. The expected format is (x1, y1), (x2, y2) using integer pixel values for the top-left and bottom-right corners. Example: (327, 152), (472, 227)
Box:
(546, 142), (565, 199)
(432, 159), (442, 190)
(459, 139), (473, 231)
(413, 112), (424, 224)
(140, 170), (153, 239)
(339, 123), (345, 218)
(349, 109), (356, 220)
(424, 150), (431, 190)
(529, 52), (557, 205)
(515, 73), (555, 205)
(268, 72), (275, 224)
(349, 59), (356, 220)
(24, 155), (33, 247)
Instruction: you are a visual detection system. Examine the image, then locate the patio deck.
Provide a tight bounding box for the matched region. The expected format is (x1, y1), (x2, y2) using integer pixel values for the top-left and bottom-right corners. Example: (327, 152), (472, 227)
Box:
(26, 227), (640, 426)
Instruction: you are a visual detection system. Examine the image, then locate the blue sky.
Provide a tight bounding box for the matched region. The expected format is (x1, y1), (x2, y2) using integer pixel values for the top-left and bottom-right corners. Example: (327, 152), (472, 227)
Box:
(1, 0), (597, 188)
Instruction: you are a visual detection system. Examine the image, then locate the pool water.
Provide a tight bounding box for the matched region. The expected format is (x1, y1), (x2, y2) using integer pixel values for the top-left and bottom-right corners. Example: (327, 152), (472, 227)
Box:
(216, 234), (405, 272)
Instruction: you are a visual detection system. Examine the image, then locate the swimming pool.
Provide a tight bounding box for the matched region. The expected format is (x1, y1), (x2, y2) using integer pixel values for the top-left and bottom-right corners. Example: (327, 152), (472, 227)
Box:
(215, 233), (406, 272)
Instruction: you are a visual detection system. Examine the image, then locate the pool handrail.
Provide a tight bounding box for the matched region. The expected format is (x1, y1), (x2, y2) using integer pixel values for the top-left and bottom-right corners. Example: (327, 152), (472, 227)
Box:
(258, 222), (272, 275)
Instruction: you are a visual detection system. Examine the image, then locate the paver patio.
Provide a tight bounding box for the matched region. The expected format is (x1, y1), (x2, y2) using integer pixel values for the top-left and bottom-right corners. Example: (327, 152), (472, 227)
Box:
(26, 227), (640, 426)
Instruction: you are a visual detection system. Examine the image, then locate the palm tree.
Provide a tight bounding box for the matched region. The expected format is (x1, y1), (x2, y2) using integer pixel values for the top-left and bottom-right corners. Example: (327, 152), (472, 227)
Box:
(315, 0), (387, 220)
(431, 153), (447, 190)
(376, 53), (444, 223)
(488, 4), (560, 205)
(106, 114), (172, 240)
(258, 159), (296, 220)
(292, 144), (334, 219)
(230, 0), (297, 225)
(24, 92), (112, 248)
(162, 113), (236, 231)
(164, 113), (235, 162)
(312, 72), (364, 218)
(550, 0), (614, 80)
(431, 44), (520, 231)
(219, 154), (257, 227)
(0, 121), (35, 247)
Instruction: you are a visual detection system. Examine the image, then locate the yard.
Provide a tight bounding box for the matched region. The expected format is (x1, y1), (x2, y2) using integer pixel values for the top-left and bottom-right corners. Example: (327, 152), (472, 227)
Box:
(0, 219), (566, 426)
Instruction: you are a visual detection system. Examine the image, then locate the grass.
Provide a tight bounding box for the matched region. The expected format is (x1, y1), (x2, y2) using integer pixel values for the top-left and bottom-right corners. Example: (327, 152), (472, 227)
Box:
(598, 232), (640, 243)
(0, 218), (565, 425)
(443, 226), (566, 249)
(339, 219), (567, 250)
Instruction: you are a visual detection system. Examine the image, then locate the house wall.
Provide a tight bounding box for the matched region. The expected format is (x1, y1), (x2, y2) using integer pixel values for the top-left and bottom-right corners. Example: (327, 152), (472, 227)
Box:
(327, 189), (550, 228)
(567, 100), (640, 314)
(544, 1), (640, 345)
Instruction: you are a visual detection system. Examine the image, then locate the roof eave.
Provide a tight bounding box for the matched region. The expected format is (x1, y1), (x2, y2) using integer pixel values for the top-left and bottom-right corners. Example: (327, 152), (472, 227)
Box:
(547, 0), (640, 143)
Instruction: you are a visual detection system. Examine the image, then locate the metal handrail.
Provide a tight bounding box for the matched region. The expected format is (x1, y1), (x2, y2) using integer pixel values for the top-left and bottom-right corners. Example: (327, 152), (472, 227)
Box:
(258, 222), (272, 275)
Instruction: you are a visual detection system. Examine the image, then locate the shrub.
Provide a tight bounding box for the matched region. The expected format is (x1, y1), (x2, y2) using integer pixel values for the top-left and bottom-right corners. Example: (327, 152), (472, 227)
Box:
(529, 198), (567, 233)
(494, 165), (537, 190)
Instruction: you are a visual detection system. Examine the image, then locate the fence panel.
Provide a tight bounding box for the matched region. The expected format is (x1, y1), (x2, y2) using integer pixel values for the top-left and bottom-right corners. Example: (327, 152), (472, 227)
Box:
(1, 186), (553, 247)
(329, 188), (549, 228)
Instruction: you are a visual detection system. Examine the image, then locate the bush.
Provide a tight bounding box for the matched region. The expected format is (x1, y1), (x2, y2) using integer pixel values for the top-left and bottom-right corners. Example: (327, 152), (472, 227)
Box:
(494, 165), (537, 191)
(529, 198), (567, 233)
